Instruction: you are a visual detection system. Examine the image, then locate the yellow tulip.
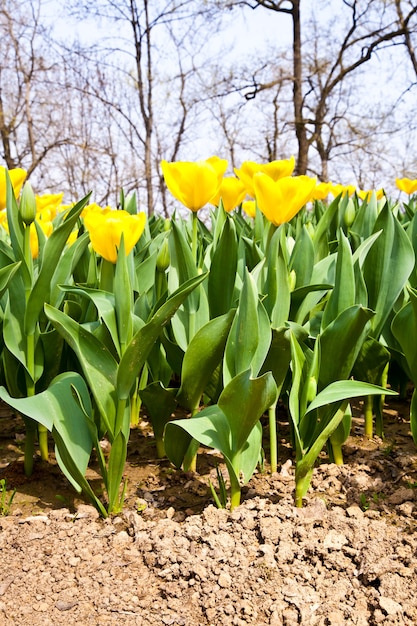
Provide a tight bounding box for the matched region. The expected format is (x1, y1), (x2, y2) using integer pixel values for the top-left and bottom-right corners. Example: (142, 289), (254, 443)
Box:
(0, 166), (27, 210)
(210, 176), (247, 212)
(396, 177), (417, 195)
(311, 181), (333, 201)
(328, 183), (356, 198)
(161, 156), (228, 212)
(30, 220), (54, 259)
(242, 200), (257, 219)
(234, 157), (295, 198)
(84, 208), (146, 263)
(357, 189), (384, 201)
(35, 192), (65, 221)
(253, 174), (317, 226)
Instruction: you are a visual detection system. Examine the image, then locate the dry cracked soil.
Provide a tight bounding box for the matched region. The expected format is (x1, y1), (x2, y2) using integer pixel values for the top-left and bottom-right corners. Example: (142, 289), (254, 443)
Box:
(0, 396), (417, 626)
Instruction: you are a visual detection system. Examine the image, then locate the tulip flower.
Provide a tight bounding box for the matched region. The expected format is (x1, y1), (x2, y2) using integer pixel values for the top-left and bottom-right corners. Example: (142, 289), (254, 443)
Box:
(0, 166), (27, 210)
(35, 192), (65, 221)
(234, 156), (295, 198)
(311, 181), (333, 201)
(161, 156), (228, 212)
(30, 220), (54, 259)
(396, 177), (417, 195)
(210, 176), (247, 212)
(328, 183), (356, 198)
(253, 174), (317, 226)
(242, 200), (256, 219)
(84, 208), (146, 263)
(357, 188), (384, 201)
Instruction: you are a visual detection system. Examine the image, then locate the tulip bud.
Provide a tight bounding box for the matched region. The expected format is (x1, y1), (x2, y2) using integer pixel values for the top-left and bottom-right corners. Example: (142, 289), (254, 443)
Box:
(306, 376), (317, 403)
(286, 236), (295, 257)
(344, 199), (356, 228)
(19, 182), (37, 225)
(156, 238), (170, 272)
(289, 269), (297, 292)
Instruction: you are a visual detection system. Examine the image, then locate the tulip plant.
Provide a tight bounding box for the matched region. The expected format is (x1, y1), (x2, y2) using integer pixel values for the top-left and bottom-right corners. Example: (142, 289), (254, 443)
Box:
(1, 159), (416, 515)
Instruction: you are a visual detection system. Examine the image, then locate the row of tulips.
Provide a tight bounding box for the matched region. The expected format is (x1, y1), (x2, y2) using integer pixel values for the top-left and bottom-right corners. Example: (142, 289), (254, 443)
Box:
(0, 160), (416, 516)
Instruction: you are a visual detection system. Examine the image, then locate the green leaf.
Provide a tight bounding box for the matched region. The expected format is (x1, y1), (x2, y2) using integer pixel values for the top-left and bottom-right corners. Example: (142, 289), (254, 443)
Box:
(60, 285), (119, 351)
(224, 269), (261, 385)
(140, 381), (177, 443)
(264, 226), (291, 329)
(107, 431), (127, 513)
(25, 195), (90, 336)
(321, 230), (355, 329)
(45, 303), (118, 437)
(117, 273), (207, 400)
(305, 379), (397, 414)
(177, 309), (235, 411)
(218, 369), (277, 453)
(0, 261), (21, 299)
(114, 237), (134, 351)
(0, 372), (94, 490)
(289, 225), (314, 288)
(319, 305), (374, 389)
(363, 204), (414, 339)
(392, 287), (417, 381)
(168, 219), (200, 314)
(208, 216), (238, 318)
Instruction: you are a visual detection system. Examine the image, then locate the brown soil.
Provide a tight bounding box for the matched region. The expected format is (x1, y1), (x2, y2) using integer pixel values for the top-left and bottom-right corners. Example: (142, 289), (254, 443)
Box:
(0, 397), (417, 625)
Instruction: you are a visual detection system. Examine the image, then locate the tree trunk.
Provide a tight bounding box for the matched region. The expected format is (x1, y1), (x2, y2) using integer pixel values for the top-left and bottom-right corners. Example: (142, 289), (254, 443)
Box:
(292, 0), (308, 175)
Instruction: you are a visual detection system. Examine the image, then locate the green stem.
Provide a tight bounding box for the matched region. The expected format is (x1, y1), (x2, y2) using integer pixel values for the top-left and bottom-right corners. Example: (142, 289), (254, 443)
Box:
(375, 362), (389, 438)
(229, 473), (241, 511)
(38, 425), (49, 462)
(155, 438), (165, 458)
(331, 442), (344, 466)
(191, 212), (198, 266)
(364, 395), (374, 438)
(268, 403), (278, 473)
(184, 403), (200, 472)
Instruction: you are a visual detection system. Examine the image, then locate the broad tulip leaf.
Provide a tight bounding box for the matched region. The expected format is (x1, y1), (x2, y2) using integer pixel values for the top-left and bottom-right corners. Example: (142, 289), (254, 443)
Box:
(45, 303), (118, 437)
(60, 285), (119, 351)
(218, 369), (277, 453)
(264, 227), (291, 329)
(224, 269), (259, 385)
(107, 430), (127, 513)
(166, 407), (233, 469)
(168, 219), (200, 314)
(352, 336), (390, 385)
(164, 407), (263, 488)
(208, 216), (238, 318)
(305, 379), (397, 414)
(114, 238), (134, 351)
(289, 225), (314, 288)
(0, 372), (94, 490)
(0, 261), (21, 299)
(321, 230), (355, 329)
(140, 381), (177, 442)
(25, 195), (90, 336)
(351, 193), (378, 240)
(318, 305), (374, 389)
(177, 309), (235, 411)
(117, 273), (207, 400)
(363, 204), (414, 339)
(392, 287), (417, 381)
(50, 232), (90, 308)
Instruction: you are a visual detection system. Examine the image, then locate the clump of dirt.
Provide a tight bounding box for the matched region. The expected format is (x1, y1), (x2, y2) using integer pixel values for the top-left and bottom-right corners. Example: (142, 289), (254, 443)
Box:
(0, 397), (417, 625)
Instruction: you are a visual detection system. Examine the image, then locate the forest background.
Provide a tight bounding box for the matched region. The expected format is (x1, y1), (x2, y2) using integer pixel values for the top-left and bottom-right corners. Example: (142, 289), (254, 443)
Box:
(1, 0), (416, 216)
